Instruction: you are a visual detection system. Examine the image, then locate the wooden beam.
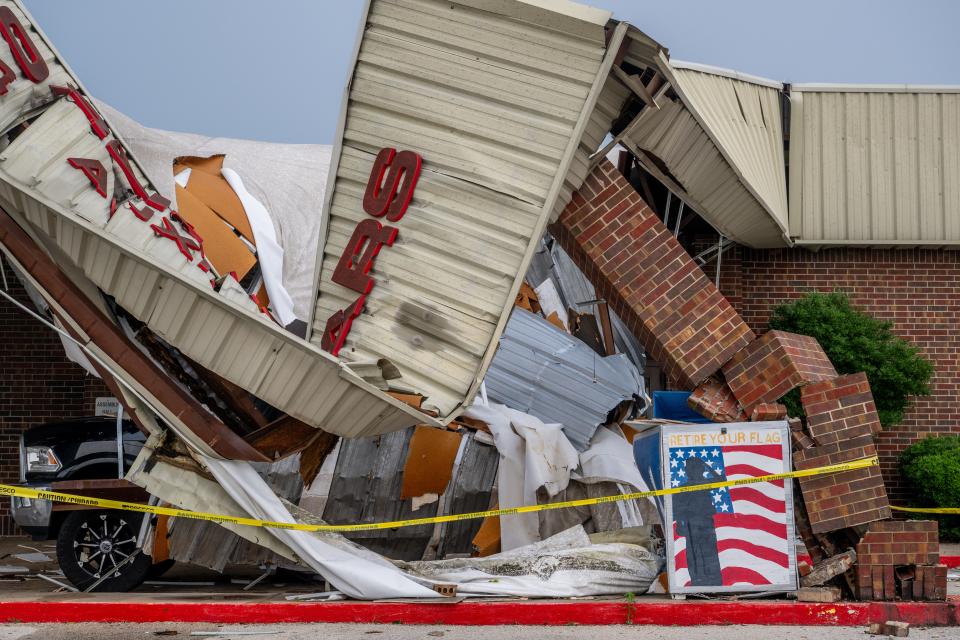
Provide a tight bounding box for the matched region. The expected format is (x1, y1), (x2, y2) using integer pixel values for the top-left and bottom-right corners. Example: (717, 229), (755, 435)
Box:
(0, 206), (270, 462)
(612, 65), (659, 110)
(243, 414), (330, 461)
(634, 166), (660, 216)
(299, 430), (339, 487)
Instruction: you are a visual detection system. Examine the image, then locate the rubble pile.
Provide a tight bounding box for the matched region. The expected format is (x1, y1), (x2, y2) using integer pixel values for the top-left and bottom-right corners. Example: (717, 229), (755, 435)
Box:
(0, 0), (947, 604)
(549, 157), (946, 602)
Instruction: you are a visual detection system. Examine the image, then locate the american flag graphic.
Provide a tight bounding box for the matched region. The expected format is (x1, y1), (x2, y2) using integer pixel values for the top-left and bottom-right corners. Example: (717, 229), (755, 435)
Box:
(669, 443), (790, 588)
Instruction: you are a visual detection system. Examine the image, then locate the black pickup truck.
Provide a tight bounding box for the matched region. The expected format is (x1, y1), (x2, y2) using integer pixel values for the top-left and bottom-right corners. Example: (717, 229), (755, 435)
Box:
(9, 416), (167, 590)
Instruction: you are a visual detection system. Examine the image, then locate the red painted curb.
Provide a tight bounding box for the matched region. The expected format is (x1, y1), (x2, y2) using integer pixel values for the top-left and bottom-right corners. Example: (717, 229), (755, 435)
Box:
(0, 600), (956, 626)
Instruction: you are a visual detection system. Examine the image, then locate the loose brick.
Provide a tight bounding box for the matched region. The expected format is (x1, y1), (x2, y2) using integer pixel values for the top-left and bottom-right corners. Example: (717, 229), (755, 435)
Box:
(550, 160), (755, 388)
(800, 549), (856, 587)
(722, 330), (836, 414)
(868, 621), (910, 637)
(793, 442), (891, 533)
(688, 376), (746, 422)
(750, 402), (788, 421)
(797, 586), (842, 602)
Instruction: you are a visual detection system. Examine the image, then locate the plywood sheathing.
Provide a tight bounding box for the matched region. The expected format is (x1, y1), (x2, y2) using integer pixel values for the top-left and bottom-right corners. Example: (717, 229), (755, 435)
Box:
(180, 167), (255, 244)
(175, 185), (256, 278)
(399, 426), (463, 501)
(471, 515), (501, 557)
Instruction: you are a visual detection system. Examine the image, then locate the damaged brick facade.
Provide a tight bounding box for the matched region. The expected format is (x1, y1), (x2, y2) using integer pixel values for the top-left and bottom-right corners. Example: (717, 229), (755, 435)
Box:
(550, 159), (755, 389)
(855, 521), (944, 601)
(721, 330), (837, 414)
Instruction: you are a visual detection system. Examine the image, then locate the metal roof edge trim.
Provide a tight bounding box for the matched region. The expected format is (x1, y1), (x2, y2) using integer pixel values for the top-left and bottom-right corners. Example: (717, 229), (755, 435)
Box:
(623, 23), (667, 58)
(669, 59), (783, 90)
(791, 239), (960, 248)
(304, 0), (374, 342)
(451, 0), (612, 36)
(515, 0), (611, 26)
(462, 21), (630, 418)
(791, 83), (960, 94)
(654, 50), (791, 244)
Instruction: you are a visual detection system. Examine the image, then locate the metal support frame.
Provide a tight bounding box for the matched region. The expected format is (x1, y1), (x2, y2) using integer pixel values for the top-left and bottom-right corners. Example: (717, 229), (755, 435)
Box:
(115, 407), (124, 479)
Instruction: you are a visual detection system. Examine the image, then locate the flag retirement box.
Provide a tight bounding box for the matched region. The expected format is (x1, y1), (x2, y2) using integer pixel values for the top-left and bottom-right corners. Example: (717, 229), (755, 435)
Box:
(634, 421), (797, 594)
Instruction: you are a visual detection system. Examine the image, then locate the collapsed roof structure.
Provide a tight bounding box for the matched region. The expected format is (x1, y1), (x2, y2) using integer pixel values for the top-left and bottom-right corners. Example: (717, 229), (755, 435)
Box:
(0, 0), (953, 600)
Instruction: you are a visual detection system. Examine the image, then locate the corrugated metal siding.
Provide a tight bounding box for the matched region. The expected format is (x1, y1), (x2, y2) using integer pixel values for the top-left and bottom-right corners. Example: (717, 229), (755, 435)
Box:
(789, 87), (960, 246)
(323, 427), (497, 560)
(525, 235), (647, 375)
(168, 456), (303, 572)
(669, 65), (788, 231)
(312, 0), (611, 419)
(0, 3), (434, 441)
(484, 307), (643, 451)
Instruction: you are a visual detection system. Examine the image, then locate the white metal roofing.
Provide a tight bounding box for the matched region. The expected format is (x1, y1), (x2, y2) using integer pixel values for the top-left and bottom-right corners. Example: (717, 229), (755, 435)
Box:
(311, 0), (623, 419)
(789, 86), (960, 246)
(484, 307), (643, 452)
(615, 34), (791, 248)
(0, 0), (435, 441)
(667, 63), (789, 237)
(93, 101), (331, 321)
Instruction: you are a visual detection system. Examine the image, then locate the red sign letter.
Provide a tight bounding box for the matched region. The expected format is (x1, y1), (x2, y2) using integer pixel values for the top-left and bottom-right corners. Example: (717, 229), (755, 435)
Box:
(0, 58), (14, 96)
(331, 218), (397, 295)
(362, 148), (421, 222)
(53, 85), (110, 140)
(67, 157), (107, 198)
(106, 140), (171, 212)
(150, 216), (200, 262)
(320, 295), (365, 357)
(0, 7), (48, 83)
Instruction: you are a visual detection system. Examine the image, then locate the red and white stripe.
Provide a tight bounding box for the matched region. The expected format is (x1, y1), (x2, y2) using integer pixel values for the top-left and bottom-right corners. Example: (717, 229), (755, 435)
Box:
(674, 444), (791, 588)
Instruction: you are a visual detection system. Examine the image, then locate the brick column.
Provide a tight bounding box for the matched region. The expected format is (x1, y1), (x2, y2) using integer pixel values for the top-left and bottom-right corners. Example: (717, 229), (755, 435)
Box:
(549, 160), (754, 389)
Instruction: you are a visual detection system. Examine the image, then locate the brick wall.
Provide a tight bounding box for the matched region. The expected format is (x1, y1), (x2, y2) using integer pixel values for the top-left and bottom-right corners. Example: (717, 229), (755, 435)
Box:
(550, 160), (754, 389)
(0, 261), (108, 535)
(702, 245), (960, 503)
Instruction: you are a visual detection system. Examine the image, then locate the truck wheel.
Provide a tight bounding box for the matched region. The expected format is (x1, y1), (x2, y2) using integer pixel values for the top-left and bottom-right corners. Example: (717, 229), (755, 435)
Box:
(56, 510), (151, 591)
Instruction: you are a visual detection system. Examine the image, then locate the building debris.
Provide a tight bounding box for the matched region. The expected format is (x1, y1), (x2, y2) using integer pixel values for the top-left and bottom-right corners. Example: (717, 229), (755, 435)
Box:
(398, 525), (659, 598)
(868, 621), (910, 638)
(800, 551), (857, 588)
(796, 586), (842, 603)
(0, 0), (949, 604)
(484, 307), (645, 451)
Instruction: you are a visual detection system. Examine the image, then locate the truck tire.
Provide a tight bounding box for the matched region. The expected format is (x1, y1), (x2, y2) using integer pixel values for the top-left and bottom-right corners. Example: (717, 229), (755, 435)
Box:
(56, 510), (151, 591)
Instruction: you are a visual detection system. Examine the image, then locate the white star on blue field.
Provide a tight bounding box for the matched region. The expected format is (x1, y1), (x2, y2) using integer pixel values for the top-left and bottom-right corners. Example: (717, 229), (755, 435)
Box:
(669, 447), (733, 513)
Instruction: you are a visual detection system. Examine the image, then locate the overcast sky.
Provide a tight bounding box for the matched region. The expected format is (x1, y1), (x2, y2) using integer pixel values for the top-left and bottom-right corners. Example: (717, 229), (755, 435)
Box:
(22, 0), (960, 144)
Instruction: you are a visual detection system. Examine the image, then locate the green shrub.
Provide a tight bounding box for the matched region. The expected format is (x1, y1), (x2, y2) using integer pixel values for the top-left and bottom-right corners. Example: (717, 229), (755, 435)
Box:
(899, 435), (960, 541)
(768, 291), (933, 427)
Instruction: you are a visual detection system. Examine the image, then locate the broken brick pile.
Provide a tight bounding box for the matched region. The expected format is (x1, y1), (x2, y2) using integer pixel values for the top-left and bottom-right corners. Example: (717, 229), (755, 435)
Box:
(855, 521), (945, 601)
(556, 159), (946, 602)
(794, 373), (890, 533)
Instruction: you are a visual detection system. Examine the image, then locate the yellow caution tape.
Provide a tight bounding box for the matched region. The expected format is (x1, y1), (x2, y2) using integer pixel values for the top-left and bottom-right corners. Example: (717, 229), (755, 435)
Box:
(0, 456), (880, 533)
(890, 505), (960, 514)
